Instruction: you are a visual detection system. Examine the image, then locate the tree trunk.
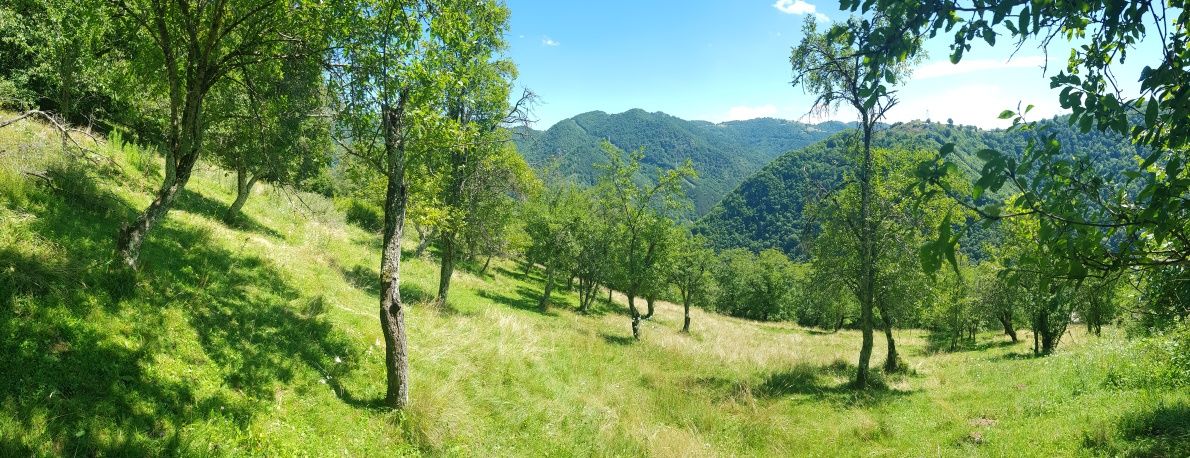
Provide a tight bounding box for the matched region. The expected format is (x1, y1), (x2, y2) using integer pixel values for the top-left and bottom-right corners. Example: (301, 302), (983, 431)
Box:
(627, 293), (641, 339)
(681, 291), (691, 333)
(879, 303), (898, 373)
(642, 296), (655, 320)
(116, 81), (207, 269)
(434, 232), (456, 308)
(999, 312), (1018, 342)
(855, 122), (877, 388)
(379, 97), (410, 410)
(480, 255), (491, 274)
(539, 259), (555, 310)
(414, 224), (433, 258)
(607, 285), (614, 305)
(223, 165), (259, 223)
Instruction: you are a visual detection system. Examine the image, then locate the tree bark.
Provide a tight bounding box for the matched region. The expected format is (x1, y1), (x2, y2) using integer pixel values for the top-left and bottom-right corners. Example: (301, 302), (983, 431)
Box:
(999, 312), (1018, 342)
(116, 74), (208, 269)
(414, 224), (433, 258)
(378, 97), (411, 410)
(434, 232), (456, 308)
(855, 122), (877, 388)
(642, 296), (655, 320)
(480, 255), (491, 274)
(879, 302), (898, 373)
(539, 258), (555, 310)
(681, 291), (691, 333)
(223, 165), (259, 223)
(627, 292), (641, 339)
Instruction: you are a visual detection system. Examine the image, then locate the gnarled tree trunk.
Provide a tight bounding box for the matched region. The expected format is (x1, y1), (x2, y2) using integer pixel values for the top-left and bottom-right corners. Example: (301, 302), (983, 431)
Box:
(434, 232), (456, 308)
(224, 165), (259, 223)
(378, 98), (410, 410)
(879, 301), (898, 373)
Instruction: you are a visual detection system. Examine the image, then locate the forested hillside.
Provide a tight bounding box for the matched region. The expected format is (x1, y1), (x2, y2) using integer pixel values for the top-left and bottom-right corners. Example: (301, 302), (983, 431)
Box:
(696, 119), (1140, 257)
(512, 109), (847, 214)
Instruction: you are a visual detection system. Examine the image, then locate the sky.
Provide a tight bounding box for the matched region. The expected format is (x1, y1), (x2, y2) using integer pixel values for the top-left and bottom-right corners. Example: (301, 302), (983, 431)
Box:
(503, 0), (1162, 130)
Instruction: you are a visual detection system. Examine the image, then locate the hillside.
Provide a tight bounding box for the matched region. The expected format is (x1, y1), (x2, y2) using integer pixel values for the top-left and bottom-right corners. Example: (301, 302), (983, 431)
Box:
(1, 116), (1185, 456)
(512, 110), (848, 215)
(696, 119), (1140, 257)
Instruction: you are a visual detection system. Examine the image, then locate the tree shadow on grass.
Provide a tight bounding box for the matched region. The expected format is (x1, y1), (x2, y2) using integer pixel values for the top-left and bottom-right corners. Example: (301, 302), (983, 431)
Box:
(477, 286), (558, 317)
(1084, 402), (1190, 456)
(337, 263), (431, 305)
(599, 332), (636, 346)
(751, 360), (918, 408)
(921, 332), (1020, 356)
(1, 170), (364, 454)
(173, 188), (281, 239)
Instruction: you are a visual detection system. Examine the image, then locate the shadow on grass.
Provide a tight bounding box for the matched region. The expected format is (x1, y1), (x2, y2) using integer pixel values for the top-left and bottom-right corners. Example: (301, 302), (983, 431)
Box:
(600, 332), (636, 346)
(0, 164), (364, 454)
(921, 332), (1020, 355)
(751, 360), (917, 408)
(338, 263), (431, 304)
(477, 286), (557, 317)
(1084, 402), (1190, 457)
(173, 188), (281, 239)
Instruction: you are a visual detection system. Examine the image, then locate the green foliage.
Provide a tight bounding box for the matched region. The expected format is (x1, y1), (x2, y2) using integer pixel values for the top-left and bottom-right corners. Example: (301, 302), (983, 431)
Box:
(712, 248), (799, 321)
(1106, 324), (1190, 390)
(337, 197), (384, 233)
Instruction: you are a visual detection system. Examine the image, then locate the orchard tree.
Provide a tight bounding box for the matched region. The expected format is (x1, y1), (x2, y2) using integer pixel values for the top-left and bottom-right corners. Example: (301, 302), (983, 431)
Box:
(523, 180), (583, 310)
(857, 1), (1190, 307)
(112, 0), (310, 268)
(572, 191), (614, 314)
(325, 0), (448, 410)
(206, 45), (330, 223)
(669, 232), (715, 333)
(791, 15), (919, 387)
(428, 0), (533, 308)
(598, 141), (695, 340)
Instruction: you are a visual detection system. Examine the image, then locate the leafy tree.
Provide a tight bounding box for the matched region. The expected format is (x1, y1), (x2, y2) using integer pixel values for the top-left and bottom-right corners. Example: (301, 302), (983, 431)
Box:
(597, 141), (695, 339)
(428, 0), (530, 307)
(523, 180), (583, 310)
(111, 0), (309, 268)
(206, 44), (330, 223)
(791, 15), (918, 385)
(572, 190), (614, 314)
(712, 248), (798, 322)
(324, 0), (445, 410)
(669, 232), (716, 332)
(857, 0), (1190, 291)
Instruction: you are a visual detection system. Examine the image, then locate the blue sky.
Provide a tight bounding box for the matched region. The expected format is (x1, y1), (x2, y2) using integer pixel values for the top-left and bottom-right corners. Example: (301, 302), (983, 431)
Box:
(503, 0), (1161, 130)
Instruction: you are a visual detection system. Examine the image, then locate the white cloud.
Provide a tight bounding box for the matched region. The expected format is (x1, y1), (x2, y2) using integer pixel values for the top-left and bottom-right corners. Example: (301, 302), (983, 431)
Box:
(913, 55), (1048, 80)
(886, 83), (1062, 128)
(773, 0), (829, 21)
(541, 36), (560, 47)
(722, 104), (780, 121)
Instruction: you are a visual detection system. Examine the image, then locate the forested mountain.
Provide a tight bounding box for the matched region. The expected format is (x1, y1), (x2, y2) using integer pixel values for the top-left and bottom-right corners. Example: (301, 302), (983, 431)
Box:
(511, 109), (848, 214)
(696, 119), (1140, 257)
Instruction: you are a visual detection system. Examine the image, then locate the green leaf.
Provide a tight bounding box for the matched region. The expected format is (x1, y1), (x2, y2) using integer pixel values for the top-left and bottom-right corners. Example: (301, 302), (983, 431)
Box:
(939, 142), (955, 157)
(998, 109), (1016, 119)
(1145, 99), (1159, 127)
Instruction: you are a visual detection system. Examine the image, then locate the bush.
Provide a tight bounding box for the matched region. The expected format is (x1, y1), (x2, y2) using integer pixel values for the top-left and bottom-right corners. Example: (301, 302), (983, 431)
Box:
(1107, 323), (1190, 389)
(336, 197), (383, 232)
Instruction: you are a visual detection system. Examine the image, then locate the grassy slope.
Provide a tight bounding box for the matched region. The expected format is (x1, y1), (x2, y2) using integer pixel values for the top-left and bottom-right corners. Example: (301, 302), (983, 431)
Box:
(0, 115), (1186, 456)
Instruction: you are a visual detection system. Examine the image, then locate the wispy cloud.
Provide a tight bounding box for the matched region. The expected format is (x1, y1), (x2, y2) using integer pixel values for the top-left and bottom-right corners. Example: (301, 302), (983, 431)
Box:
(773, 0), (828, 22)
(541, 36), (560, 47)
(722, 104), (780, 121)
(913, 55), (1048, 80)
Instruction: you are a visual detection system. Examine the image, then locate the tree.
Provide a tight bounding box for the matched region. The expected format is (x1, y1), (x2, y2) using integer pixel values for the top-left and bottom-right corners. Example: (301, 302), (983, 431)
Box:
(790, 16), (918, 386)
(325, 0), (446, 410)
(111, 0), (306, 268)
(859, 1), (1190, 295)
(206, 42), (330, 223)
(669, 232), (715, 333)
(572, 190), (614, 314)
(523, 180), (582, 310)
(428, 0), (530, 308)
(597, 141), (695, 340)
